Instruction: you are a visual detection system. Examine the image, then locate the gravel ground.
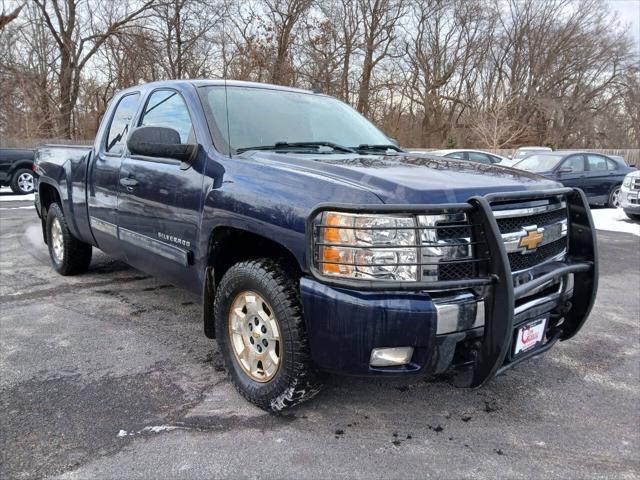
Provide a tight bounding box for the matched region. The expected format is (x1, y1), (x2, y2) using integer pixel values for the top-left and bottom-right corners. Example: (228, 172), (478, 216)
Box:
(1, 193), (639, 480)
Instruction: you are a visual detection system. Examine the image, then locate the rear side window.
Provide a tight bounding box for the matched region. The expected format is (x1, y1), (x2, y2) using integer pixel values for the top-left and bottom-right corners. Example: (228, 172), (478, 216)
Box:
(140, 90), (195, 144)
(467, 152), (492, 163)
(106, 93), (140, 155)
(587, 155), (607, 172)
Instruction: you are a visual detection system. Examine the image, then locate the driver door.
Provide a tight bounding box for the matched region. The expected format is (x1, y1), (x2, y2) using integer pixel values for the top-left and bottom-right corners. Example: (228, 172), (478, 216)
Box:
(555, 155), (586, 191)
(117, 89), (204, 287)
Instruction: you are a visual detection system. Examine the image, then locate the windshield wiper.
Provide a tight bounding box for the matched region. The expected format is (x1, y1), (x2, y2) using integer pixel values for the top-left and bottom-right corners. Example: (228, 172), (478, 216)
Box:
(354, 144), (404, 154)
(236, 141), (355, 154)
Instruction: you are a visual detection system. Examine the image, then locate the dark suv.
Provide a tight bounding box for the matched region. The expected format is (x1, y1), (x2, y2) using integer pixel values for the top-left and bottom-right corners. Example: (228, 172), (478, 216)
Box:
(0, 148), (36, 194)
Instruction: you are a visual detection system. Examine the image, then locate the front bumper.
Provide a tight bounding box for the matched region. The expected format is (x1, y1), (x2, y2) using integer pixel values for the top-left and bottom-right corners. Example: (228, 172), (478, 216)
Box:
(620, 185), (640, 213)
(300, 188), (598, 387)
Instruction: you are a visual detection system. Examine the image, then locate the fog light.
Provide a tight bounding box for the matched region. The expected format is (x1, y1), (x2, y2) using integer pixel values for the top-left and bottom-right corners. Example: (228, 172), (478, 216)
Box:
(370, 347), (414, 367)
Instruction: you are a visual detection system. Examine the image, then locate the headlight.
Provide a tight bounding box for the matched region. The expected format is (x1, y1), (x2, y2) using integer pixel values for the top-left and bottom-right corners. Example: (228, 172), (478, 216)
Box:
(623, 176), (632, 188)
(317, 212), (419, 281)
(312, 211), (474, 282)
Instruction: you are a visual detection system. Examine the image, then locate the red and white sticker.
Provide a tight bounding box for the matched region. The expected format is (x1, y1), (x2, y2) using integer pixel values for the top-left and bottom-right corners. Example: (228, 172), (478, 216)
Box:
(514, 318), (547, 355)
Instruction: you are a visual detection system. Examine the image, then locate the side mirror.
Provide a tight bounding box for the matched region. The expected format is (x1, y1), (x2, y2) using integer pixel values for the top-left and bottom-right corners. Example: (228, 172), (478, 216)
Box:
(557, 167), (573, 174)
(127, 126), (197, 163)
(508, 155), (513, 159)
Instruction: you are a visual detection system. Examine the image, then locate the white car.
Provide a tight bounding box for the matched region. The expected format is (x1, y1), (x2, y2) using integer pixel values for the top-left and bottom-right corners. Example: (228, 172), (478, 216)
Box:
(425, 149), (511, 165)
(510, 146), (552, 163)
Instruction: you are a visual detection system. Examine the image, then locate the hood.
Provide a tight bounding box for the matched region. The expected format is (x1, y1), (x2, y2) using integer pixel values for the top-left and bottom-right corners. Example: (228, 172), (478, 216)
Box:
(245, 151), (562, 204)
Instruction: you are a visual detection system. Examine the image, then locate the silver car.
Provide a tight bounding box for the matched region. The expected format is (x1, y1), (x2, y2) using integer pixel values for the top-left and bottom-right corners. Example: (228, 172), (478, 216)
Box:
(621, 170), (640, 220)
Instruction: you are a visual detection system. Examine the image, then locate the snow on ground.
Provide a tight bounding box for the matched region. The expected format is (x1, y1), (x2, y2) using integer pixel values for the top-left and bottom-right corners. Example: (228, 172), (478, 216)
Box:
(591, 208), (640, 237)
(0, 187), (35, 202)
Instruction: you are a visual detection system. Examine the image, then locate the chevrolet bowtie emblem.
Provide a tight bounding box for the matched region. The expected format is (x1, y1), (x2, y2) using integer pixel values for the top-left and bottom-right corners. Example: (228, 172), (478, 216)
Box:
(518, 226), (544, 251)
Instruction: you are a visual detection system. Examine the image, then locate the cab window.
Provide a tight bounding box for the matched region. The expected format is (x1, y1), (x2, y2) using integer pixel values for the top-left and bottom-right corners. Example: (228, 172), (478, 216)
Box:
(106, 93), (140, 155)
(140, 90), (195, 144)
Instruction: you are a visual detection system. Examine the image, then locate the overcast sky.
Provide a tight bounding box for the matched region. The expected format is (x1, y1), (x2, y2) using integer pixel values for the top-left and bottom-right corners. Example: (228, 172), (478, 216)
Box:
(608, 0), (640, 52)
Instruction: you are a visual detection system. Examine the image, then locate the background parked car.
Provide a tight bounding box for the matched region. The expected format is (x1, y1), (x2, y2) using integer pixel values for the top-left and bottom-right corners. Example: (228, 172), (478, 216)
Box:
(510, 146), (552, 162)
(620, 170), (640, 220)
(0, 148), (36, 194)
(427, 149), (509, 165)
(513, 151), (634, 207)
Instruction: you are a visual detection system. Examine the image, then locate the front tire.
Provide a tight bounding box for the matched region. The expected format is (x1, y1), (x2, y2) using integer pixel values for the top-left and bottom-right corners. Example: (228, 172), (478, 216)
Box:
(625, 211), (640, 221)
(10, 168), (35, 194)
(608, 185), (622, 208)
(213, 259), (322, 412)
(46, 203), (92, 275)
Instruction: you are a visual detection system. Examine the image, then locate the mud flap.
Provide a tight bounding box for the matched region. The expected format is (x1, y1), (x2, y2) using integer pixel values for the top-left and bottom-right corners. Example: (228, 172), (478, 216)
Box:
(203, 266), (216, 338)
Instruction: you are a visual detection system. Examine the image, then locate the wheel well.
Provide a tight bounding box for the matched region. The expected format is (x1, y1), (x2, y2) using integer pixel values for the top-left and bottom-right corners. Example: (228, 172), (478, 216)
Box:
(9, 161), (34, 176)
(207, 227), (302, 286)
(202, 227), (302, 339)
(39, 183), (61, 217)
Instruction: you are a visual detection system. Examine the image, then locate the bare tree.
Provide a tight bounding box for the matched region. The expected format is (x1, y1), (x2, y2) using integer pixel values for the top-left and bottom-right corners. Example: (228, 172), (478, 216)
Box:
(0, 1), (24, 30)
(356, 0), (405, 116)
(32, 0), (155, 137)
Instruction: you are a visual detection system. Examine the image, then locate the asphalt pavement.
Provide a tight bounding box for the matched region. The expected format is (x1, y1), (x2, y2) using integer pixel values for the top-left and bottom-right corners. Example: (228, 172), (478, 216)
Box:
(1, 191), (638, 479)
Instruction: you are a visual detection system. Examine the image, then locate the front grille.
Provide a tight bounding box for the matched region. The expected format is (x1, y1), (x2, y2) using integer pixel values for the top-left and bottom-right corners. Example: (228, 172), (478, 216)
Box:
(496, 208), (566, 233)
(495, 200), (568, 273)
(508, 237), (566, 272)
(438, 261), (475, 281)
(434, 221), (476, 280)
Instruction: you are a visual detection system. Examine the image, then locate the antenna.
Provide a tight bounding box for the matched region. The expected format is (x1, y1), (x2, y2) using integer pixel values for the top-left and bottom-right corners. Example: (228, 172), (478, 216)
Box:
(222, 0), (232, 158)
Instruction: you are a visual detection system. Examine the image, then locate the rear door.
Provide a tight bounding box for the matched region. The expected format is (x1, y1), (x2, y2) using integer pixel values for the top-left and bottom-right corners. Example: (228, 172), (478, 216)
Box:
(117, 88), (204, 287)
(584, 154), (613, 203)
(87, 92), (141, 255)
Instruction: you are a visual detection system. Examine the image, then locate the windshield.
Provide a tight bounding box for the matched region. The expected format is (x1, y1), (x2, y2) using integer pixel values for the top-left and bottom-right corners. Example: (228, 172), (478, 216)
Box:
(515, 154), (564, 172)
(199, 85), (391, 154)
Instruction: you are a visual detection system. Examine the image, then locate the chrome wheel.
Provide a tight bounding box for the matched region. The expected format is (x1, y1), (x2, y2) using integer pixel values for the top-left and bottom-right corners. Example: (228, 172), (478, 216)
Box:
(17, 172), (34, 193)
(228, 291), (281, 382)
(611, 187), (621, 208)
(51, 217), (64, 263)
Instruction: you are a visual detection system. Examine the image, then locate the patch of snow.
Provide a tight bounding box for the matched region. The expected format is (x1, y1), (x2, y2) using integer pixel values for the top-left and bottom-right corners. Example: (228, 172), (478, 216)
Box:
(0, 193), (35, 202)
(141, 425), (183, 434)
(117, 425), (187, 438)
(590, 208), (640, 236)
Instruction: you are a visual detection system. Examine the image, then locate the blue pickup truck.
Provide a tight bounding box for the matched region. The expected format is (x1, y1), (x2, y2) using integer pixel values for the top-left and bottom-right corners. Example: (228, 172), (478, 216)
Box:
(34, 80), (598, 411)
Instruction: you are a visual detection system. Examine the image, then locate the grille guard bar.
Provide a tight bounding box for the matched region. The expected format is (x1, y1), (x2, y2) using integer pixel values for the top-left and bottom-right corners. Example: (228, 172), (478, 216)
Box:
(305, 187), (598, 388)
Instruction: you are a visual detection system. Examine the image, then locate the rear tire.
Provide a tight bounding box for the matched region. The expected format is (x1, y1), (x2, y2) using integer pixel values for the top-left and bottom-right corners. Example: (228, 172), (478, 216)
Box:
(213, 258), (322, 412)
(608, 185), (622, 208)
(46, 203), (92, 275)
(10, 168), (35, 194)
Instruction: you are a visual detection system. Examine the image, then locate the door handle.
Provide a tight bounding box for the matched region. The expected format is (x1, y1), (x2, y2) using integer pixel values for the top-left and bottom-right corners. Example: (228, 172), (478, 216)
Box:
(120, 177), (139, 187)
